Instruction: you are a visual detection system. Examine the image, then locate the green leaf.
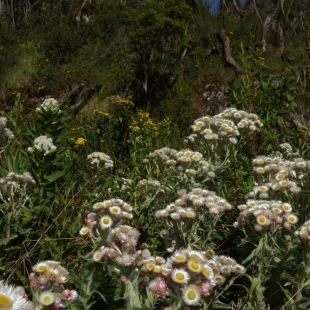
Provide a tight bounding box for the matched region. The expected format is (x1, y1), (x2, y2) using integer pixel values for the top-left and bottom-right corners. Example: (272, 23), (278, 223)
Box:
(44, 170), (65, 182)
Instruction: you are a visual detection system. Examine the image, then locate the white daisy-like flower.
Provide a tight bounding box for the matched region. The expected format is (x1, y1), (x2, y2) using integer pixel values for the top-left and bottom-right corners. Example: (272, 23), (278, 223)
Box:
(282, 203), (292, 213)
(122, 203), (133, 212)
(0, 281), (33, 310)
(99, 215), (113, 229)
(279, 180), (289, 187)
(188, 250), (204, 262)
(201, 264), (214, 279)
(180, 156), (190, 163)
(171, 269), (190, 284)
(33, 262), (48, 273)
(275, 172), (286, 181)
(256, 215), (269, 226)
(122, 212), (133, 220)
(155, 256), (166, 264)
(186, 208), (196, 219)
(234, 264), (245, 274)
(93, 202), (104, 210)
(272, 207), (282, 214)
(109, 206), (121, 215)
(286, 214), (298, 224)
(183, 284), (201, 305)
(187, 259), (202, 273)
(39, 291), (55, 306)
(254, 167), (265, 174)
(79, 226), (91, 236)
(238, 204), (247, 211)
(173, 250), (188, 263)
(103, 200), (113, 208)
(145, 259), (156, 271)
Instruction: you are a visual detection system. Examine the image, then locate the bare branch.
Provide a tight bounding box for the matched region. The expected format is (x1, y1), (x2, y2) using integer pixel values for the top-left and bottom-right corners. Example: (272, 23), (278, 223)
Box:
(218, 29), (241, 72)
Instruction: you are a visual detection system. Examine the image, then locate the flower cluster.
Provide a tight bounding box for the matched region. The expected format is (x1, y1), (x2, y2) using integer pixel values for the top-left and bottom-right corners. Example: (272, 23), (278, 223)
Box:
(143, 148), (211, 176)
(140, 249), (244, 306)
(185, 108), (262, 144)
(137, 179), (171, 193)
(79, 199), (134, 238)
(113, 99), (135, 107)
(234, 200), (299, 231)
(36, 98), (61, 114)
(87, 152), (114, 168)
(0, 116), (14, 142)
(0, 280), (33, 310)
(0, 171), (35, 202)
(0, 171), (35, 187)
(30, 260), (78, 309)
(155, 188), (232, 221)
(247, 155), (309, 198)
(279, 143), (299, 158)
(295, 220), (310, 240)
(28, 135), (57, 155)
(92, 225), (141, 266)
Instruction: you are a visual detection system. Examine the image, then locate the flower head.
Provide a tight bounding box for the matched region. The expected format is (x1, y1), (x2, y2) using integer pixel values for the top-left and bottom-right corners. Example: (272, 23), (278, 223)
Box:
(171, 269), (189, 284)
(39, 291), (55, 306)
(0, 281), (33, 310)
(99, 215), (113, 229)
(183, 284), (201, 305)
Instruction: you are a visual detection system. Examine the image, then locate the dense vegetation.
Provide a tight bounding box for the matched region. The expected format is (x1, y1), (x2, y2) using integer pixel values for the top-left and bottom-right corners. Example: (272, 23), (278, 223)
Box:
(2, 0), (310, 309)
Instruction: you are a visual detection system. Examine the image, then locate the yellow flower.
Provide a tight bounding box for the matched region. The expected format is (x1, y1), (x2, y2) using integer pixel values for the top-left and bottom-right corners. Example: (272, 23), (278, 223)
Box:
(153, 168), (160, 176)
(76, 137), (87, 145)
(113, 99), (135, 107)
(94, 110), (110, 117)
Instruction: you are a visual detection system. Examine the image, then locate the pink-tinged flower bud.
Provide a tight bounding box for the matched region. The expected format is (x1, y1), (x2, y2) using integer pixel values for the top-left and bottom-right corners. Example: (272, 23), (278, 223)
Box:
(276, 217), (283, 224)
(120, 275), (128, 283)
(54, 297), (64, 309)
(283, 222), (292, 230)
(61, 289), (70, 299)
(254, 224), (263, 231)
(69, 290), (78, 301)
(108, 248), (116, 258)
(86, 218), (97, 228)
(197, 284), (211, 296)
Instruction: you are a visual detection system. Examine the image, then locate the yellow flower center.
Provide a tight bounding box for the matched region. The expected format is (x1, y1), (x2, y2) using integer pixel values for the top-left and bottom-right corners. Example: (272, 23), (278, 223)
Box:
(186, 290), (197, 300)
(176, 273), (185, 281)
(188, 260), (200, 272)
(258, 217), (266, 224)
(202, 267), (210, 277)
(37, 265), (46, 272)
(175, 255), (186, 263)
(161, 269), (168, 276)
(287, 216), (296, 223)
(0, 294), (13, 309)
(187, 212), (195, 219)
(41, 295), (54, 306)
(146, 263), (155, 271)
(103, 219), (110, 225)
(180, 157), (189, 162)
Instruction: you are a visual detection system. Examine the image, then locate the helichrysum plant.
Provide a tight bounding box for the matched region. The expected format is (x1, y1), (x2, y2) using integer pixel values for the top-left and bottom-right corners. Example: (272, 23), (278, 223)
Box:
(30, 260), (78, 309)
(0, 116), (14, 152)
